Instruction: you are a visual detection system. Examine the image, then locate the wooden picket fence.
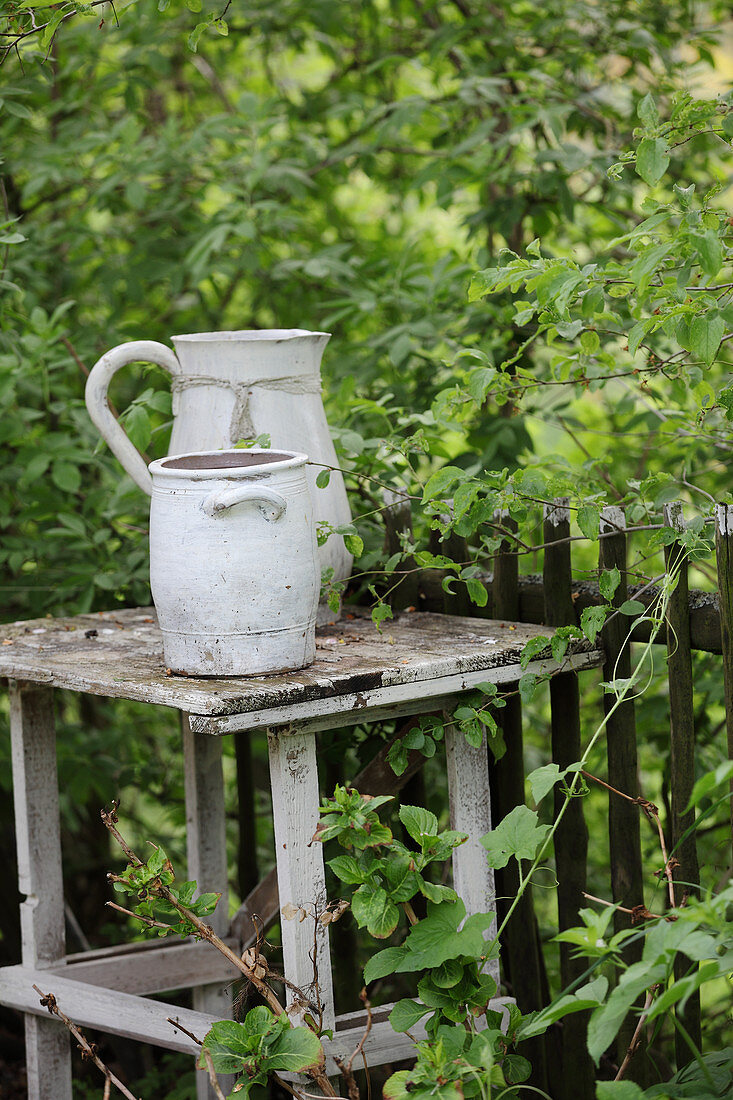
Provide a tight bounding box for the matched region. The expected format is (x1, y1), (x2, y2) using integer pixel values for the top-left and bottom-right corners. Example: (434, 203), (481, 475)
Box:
(225, 498), (732, 1095)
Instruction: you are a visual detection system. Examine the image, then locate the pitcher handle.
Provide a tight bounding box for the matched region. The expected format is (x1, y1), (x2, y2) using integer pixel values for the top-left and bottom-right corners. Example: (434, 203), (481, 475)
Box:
(85, 340), (180, 496)
(202, 486), (287, 523)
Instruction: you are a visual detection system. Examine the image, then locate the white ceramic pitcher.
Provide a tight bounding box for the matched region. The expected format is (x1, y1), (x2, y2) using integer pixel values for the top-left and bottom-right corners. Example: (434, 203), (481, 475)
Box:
(85, 330), (352, 618)
(148, 449), (319, 676)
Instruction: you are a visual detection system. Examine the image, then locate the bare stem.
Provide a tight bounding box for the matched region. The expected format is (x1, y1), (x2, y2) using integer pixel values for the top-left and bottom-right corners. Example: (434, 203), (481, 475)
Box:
(102, 805), (338, 1099)
(105, 899), (172, 929)
(581, 772), (677, 909)
(32, 986), (140, 1100)
(167, 1017), (203, 1047)
(203, 1049), (227, 1100)
(615, 987), (658, 1081)
(582, 892), (666, 922)
(403, 901), (419, 925)
(347, 989), (373, 1076)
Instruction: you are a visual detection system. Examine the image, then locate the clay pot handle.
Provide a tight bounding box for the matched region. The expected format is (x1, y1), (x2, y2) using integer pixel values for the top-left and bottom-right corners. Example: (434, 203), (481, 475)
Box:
(202, 485), (287, 523)
(85, 340), (181, 495)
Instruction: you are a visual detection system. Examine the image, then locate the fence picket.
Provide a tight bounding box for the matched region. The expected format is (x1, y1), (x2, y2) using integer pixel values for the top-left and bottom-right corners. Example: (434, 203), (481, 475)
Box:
(715, 504), (733, 866)
(543, 500), (594, 1097)
(489, 514), (552, 1096)
(599, 505), (646, 1084)
(383, 489), (420, 610)
(663, 503), (701, 1063)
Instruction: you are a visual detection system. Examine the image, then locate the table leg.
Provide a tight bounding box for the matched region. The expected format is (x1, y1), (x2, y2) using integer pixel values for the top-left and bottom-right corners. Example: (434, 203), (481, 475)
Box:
(9, 681), (72, 1100)
(182, 716), (235, 1099)
(445, 724), (501, 990)
(267, 727), (335, 1032)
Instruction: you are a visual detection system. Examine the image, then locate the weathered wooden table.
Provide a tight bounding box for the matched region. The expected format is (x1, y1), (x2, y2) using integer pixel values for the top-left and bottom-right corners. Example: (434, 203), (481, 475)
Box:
(0, 606), (601, 1099)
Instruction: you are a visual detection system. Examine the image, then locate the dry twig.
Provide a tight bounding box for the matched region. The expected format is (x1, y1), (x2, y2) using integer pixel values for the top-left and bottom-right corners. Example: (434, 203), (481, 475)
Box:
(102, 803), (338, 1098)
(203, 1049), (227, 1100)
(615, 986), (659, 1081)
(334, 988), (372, 1100)
(32, 986), (140, 1100)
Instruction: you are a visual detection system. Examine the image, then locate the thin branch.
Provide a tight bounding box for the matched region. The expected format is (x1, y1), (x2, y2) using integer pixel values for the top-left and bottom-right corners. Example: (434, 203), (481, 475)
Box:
(167, 1017), (203, 1046)
(581, 772), (677, 908)
(102, 806), (285, 1016)
(203, 1049), (227, 1100)
(32, 986), (140, 1100)
(347, 990), (373, 1076)
(102, 804), (338, 1099)
(582, 892), (666, 923)
(105, 899), (172, 929)
(615, 986), (658, 1081)
(1, 0), (111, 64)
(61, 336), (90, 379)
(403, 901), (419, 925)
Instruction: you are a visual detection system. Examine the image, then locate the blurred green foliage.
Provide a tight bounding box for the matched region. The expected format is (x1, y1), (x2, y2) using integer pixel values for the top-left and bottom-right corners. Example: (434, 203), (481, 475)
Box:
(1, 0), (732, 1095)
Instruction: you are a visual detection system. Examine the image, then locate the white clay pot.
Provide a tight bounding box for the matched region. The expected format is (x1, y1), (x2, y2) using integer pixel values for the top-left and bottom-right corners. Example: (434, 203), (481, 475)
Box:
(148, 449), (319, 676)
(85, 329), (352, 622)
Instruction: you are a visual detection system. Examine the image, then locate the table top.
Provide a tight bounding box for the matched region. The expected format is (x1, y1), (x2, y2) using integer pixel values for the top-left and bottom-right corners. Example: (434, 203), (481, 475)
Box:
(0, 606), (600, 725)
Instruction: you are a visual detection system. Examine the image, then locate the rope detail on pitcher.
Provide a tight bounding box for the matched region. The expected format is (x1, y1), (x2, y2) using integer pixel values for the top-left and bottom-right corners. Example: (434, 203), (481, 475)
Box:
(171, 373), (323, 444)
(170, 373), (323, 395)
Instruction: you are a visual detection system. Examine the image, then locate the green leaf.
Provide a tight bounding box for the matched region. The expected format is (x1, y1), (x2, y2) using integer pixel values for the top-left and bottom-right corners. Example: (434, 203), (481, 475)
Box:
(518, 672), (538, 703)
(520, 634), (551, 669)
(630, 243), (668, 293)
(187, 21), (208, 51)
(351, 885), (400, 938)
(468, 269), (496, 301)
(518, 978), (608, 1040)
(619, 599), (645, 616)
(462, 720), (483, 749)
(263, 1026), (324, 1074)
(386, 740), (410, 776)
(685, 313), (726, 366)
(383, 851), (421, 902)
(343, 533), (363, 557)
(480, 806), (551, 868)
(399, 805), (439, 843)
(695, 230), (723, 278)
(389, 999), (431, 1032)
(627, 318), (652, 358)
(372, 602), (394, 631)
(527, 763), (565, 805)
(419, 879), (458, 903)
(580, 329), (600, 355)
(587, 962), (666, 1064)
(599, 567), (620, 601)
(52, 462), (82, 494)
(124, 404), (152, 451)
(635, 137), (669, 186)
(637, 93), (659, 129)
(465, 577), (488, 606)
(580, 605), (607, 644)
(685, 760), (733, 811)
(422, 466), (465, 502)
(503, 1053), (531, 1084)
(393, 901), (495, 971)
(383, 1070), (411, 1100)
(596, 1083), (645, 1100)
(364, 946), (409, 984)
(315, 468), (331, 488)
(577, 504), (601, 542)
(328, 855), (364, 884)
